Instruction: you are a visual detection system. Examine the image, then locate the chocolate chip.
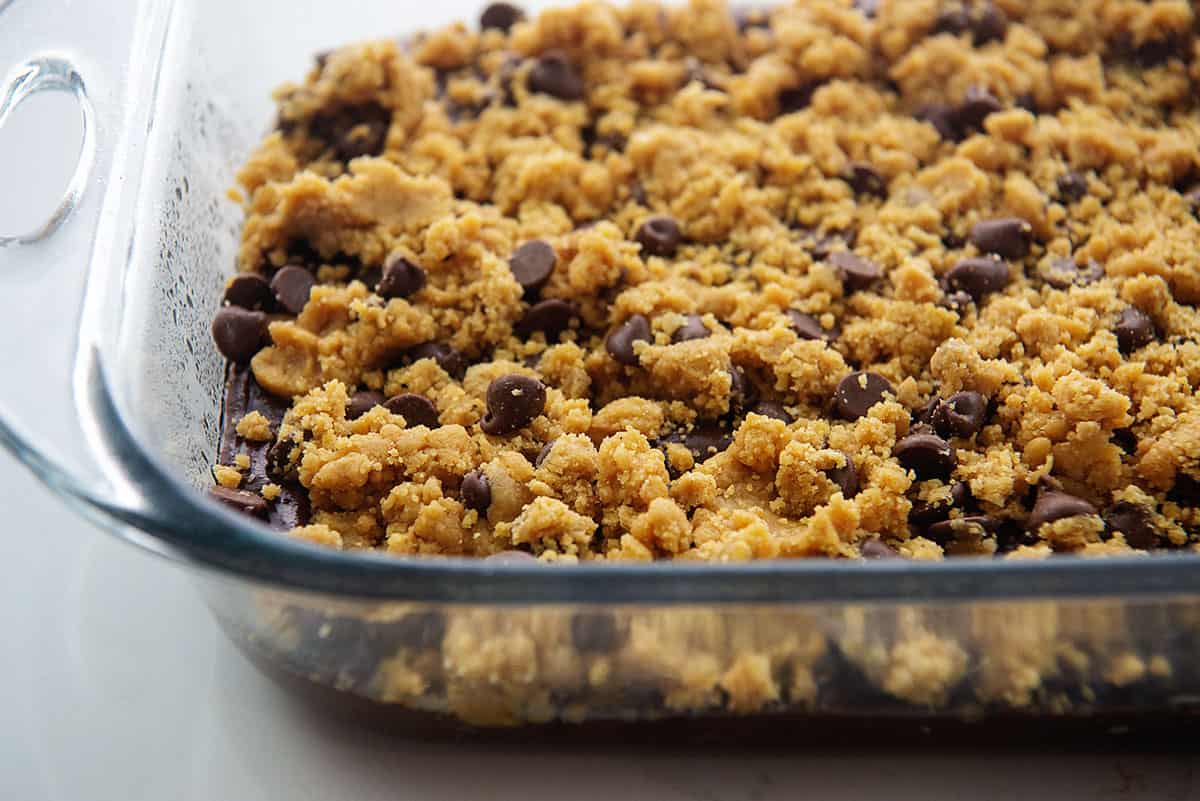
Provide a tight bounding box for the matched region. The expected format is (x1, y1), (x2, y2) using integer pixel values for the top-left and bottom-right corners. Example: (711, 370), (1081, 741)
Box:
(833, 371), (895, 421)
(861, 538), (900, 559)
(209, 485), (270, 518)
(969, 217), (1033, 260)
(1169, 474), (1200, 507)
(335, 118), (388, 161)
(825, 452), (859, 498)
(606, 314), (652, 366)
(635, 216), (682, 258)
(461, 470), (492, 513)
(485, 549), (537, 563)
(933, 7), (971, 35)
(269, 265), (316, 315)
(894, 433), (957, 480)
(347, 390), (385, 420)
(212, 307), (269, 364)
(1038, 257), (1105, 289)
(680, 421), (733, 461)
(918, 103), (962, 141)
(377, 255), (427, 299)
(267, 436), (296, 480)
(728, 366), (757, 414)
(932, 391), (988, 438)
(1057, 171), (1088, 203)
(845, 162), (887, 198)
(383, 393), (440, 428)
(570, 612), (625, 653)
(406, 342), (466, 378)
(358, 264), (382, 291)
(777, 85), (815, 114)
(946, 256), (1010, 300)
(971, 2), (1008, 44)
(828, 251), (881, 292)
(672, 314), (711, 343)
(528, 50), (584, 101)
(1027, 490), (1097, 532)
(751, 401), (793, 424)
(515, 299), (577, 340)
(787, 310), (836, 342)
(1112, 428), (1138, 455)
(927, 515), (1000, 545)
(957, 86), (1004, 134)
(224, 274), (274, 310)
(1104, 502), (1159, 550)
(481, 374), (546, 435)
(480, 2), (523, 31)
(1115, 307), (1156, 354)
(509, 240), (556, 298)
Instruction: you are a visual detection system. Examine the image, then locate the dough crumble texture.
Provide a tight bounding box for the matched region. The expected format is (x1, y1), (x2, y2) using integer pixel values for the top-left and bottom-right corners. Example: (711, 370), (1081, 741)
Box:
(213, 0), (1200, 567)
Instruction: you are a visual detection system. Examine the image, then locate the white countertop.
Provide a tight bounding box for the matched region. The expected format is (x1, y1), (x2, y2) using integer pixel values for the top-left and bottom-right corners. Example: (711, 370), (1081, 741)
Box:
(3, 453), (1198, 800)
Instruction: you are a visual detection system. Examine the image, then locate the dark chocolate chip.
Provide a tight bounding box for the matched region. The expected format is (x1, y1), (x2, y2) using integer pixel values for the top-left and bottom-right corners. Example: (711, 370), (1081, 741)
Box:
(358, 264), (382, 291)
(825, 452), (860, 498)
(570, 612), (625, 653)
(946, 256), (1010, 300)
(777, 85), (815, 115)
(480, 2), (524, 31)
(918, 103), (962, 141)
(1112, 428), (1138, 455)
(481, 374), (546, 435)
(406, 342), (466, 378)
(209, 485), (269, 518)
(335, 119), (388, 161)
(270, 265), (316, 315)
(485, 549), (537, 563)
(1169, 474), (1200, 507)
(1104, 502), (1159, 550)
(605, 314), (652, 366)
(635, 216), (683, 258)
(509, 240), (557, 298)
(927, 515), (1000, 544)
(347, 390), (385, 420)
(1115, 307), (1156, 354)
(894, 433), (957, 480)
(932, 391), (988, 438)
(267, 436), (296, 480)
(861, 538), (900, 559)
(461, 470), (492, 514)
(1027, 490), (1097, 532)
(1014, 92), (1038, 114)
(957, 86), (1004, 133)
(224, 274), (274, 310)
(751, 401), (793, 424)
(528, 50), (584, 101)
(845, 162), (887, 198)
(933, 7), (971, 36)
(833, 371), (895, 421)
(535, 439), (557, 468)
(212, 307), (269, 365)
(1038, 257), (1105, 289)
(728, 366), (757, 413)
(828, 251), (881, 292)
(787, 309), (836, 342)
(515, 298), (577, 340)
(672, 314), (711, 343)
(969, 217), (1033, 260)
(1057, 171), (1088, 203)
(381, 611), (446, 651)
(377, 255), (427, 299)
(683, 421), (733, 461)
(383, 393), (440, 428)
(971, 2), (1008, 45)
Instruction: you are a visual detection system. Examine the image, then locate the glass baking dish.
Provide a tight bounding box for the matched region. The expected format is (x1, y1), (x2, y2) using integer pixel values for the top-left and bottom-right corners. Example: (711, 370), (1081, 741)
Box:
(4, 0), (1200, 744)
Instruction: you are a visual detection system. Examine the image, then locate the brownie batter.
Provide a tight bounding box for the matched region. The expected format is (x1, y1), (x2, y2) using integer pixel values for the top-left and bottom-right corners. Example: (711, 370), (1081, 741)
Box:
(210, 0), (1200, 565)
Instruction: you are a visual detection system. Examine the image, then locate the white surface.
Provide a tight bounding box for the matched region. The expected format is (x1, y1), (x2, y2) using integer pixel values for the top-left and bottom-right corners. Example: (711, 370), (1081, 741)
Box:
(0, 11), (1198, 801)
(3, 463), (1200, 801)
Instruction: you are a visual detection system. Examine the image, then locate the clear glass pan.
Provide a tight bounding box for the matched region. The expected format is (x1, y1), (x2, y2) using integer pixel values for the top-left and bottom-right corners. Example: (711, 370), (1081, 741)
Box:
(2, 0), (1199, 740)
